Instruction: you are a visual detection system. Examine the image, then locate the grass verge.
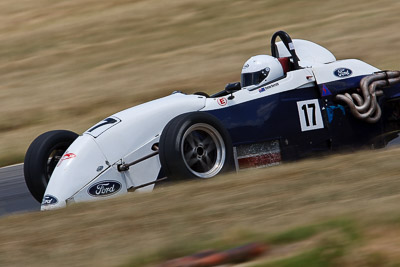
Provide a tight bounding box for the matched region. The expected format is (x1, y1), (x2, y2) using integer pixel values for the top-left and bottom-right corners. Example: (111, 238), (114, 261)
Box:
(1, 148), (400, 266)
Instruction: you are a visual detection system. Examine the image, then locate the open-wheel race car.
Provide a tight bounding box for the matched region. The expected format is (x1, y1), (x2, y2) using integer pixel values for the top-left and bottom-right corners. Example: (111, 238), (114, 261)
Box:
(24, 31), (400, 210)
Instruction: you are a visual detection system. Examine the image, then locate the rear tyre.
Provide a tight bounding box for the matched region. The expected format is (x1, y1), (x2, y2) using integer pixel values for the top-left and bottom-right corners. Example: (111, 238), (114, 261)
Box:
(24, 130), (78, 202)
(159, 112), (234, 180)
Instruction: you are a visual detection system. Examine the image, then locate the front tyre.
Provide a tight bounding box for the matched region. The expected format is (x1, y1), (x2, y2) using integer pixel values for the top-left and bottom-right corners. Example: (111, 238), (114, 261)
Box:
(24, 130), (79, 202)
(159, 112), (234, 180)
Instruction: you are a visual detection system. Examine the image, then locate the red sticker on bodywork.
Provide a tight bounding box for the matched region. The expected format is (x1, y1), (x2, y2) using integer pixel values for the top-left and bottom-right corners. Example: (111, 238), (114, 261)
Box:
(217, 97), (227, 106)
(57, 152), (76, 167)
(321, 84), (332, 96)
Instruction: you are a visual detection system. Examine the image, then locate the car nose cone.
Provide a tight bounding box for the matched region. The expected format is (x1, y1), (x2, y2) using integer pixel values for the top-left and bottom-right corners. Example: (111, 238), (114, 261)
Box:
(40, 134), (108, 210)
(41, 194), (66, 210)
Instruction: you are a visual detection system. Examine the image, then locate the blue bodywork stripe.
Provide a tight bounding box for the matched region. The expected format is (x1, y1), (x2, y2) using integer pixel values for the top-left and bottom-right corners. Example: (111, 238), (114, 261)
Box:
(204, 83), (387, 160)
(205, 87), (327, 147)
(318, 75), (366, 96)
(318, 75), (400, 100)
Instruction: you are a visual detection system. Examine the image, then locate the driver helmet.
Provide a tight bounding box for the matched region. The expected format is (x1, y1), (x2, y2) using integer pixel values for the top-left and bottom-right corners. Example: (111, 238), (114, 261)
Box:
(241, 55), (284, 91)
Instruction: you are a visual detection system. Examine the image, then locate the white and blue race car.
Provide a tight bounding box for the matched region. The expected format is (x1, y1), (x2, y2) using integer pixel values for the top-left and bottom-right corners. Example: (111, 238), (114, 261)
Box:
(24, 31), (400, 210)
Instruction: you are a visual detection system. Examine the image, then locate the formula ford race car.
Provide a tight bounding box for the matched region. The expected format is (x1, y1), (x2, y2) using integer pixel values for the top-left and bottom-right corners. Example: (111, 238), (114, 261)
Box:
(24, 31), (400, 210)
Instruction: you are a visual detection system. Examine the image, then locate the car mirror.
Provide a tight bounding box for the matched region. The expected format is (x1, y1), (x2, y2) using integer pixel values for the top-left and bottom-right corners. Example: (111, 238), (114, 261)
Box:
(225, 82), (241, 94)
(224, 82), (241, 100)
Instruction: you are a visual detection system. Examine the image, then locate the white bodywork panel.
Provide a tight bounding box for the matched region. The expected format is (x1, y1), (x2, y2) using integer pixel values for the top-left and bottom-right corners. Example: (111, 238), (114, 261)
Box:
(68, 165), (128, 204)
(42, 135), (109, 210)
(312, 59), (380, 84)
(121, 135), (161, 192)
(91, 93), (206, 164)
(42, 93), (206, 209)
(276, 39), (336, 67)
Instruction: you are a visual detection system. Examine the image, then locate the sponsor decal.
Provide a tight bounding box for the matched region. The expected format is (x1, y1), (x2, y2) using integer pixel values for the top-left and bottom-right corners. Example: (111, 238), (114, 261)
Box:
(88, 180), (122, 197)
(321, 84), (332, 96)
(42, 195), (58, 205)
(333, 68), (352, 78)
(217, 97), (227, 106)
(242, 63), (249, 69)
(57, 152), (76, 167)
(326, 105), (346, 123)
(258, 82), (279, 93)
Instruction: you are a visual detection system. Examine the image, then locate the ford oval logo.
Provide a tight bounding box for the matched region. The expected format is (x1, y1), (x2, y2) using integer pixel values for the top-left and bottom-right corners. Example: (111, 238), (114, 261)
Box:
(333, 68), (353, 78)
(88, 180), (122, 197)
(42, 195), (58, 205)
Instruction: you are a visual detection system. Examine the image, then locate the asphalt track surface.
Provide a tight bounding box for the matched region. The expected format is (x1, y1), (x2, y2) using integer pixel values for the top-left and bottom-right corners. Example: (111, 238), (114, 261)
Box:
(0, 164), (40, 217)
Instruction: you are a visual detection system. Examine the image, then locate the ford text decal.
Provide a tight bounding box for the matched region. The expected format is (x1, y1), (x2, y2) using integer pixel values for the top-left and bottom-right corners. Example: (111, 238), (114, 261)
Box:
(88, 181), (122, 197)
(42, 195), (58, 205)
(333, 68), (352, 78)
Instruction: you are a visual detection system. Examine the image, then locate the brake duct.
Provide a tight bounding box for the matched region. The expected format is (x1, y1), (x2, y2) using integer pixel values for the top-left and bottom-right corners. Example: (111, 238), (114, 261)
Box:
(334, 71), (400, 123)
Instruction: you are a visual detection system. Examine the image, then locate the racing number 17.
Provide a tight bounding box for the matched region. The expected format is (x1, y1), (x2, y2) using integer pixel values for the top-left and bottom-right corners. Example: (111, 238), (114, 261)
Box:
(301, 103), (316, 126)
(296, 99), (324, 132)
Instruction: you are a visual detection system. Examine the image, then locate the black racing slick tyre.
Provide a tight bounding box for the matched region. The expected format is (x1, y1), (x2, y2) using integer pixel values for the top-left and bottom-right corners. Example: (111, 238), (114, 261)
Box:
(24, 130), (79, 203)
(159, 112), (234, 180)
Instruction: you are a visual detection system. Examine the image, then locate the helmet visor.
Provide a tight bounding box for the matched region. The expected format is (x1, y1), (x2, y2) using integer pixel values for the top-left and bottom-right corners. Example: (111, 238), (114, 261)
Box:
(241, 68), (270, 88)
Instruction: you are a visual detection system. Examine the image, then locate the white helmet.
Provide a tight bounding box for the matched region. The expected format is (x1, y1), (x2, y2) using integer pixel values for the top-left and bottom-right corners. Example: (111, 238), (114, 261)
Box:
(241, 55), (284, 91)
